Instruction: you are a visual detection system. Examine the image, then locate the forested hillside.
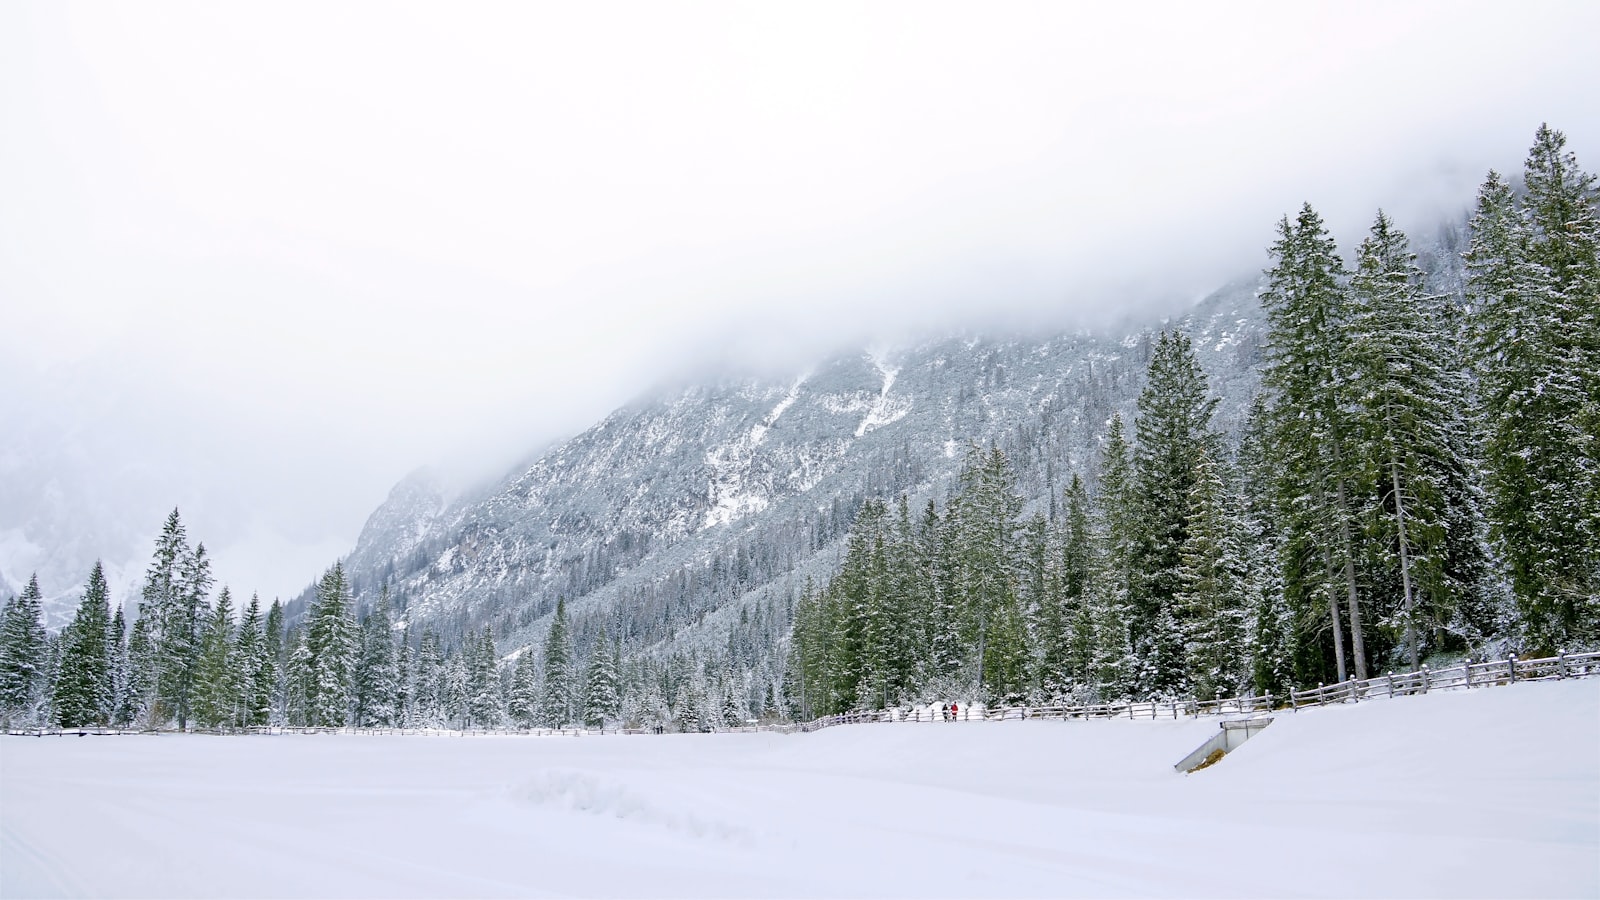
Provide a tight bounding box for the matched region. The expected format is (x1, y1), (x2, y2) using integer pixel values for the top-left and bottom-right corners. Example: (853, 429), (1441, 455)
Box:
(1, 125), (1593, 733)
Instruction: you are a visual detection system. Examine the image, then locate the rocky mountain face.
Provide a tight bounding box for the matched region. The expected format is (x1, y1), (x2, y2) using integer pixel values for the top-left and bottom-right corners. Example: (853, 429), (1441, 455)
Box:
(328, 276), (1274, 670)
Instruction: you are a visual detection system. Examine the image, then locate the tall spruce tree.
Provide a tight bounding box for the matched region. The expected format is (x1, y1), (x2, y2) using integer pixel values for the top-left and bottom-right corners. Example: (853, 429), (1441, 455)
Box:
(1347, 211), (1487, 669)
(304, 564), (357, 727)
(582, 627), (622, 727)
(139, 510), (191, 727)
(284, 627), (312, 726)
(1129, 330), (1218, 697)
(1175, 448), (1249, 699)
(192, 588), (236, 729)
(412, 631), (446, 728)
(467, 625), (502, 728)
(1061, 475), (1097, 690)
(53, 562), (114, 727)
(234, 594), (273, 727)
(0, 575), (48, 725)
(263, 600), (285, 724)
(108, 605), (131, 727)
(953, 446), (1028, 703)
(352, 588), (399, 728)
(1467, 127), (1600, 651)
(539, 598), (575, 727)
(1237, 397), (1293, 697)
(507, 647), (539, 727)
(123, 614), (155, 727)
(1088, 415), (1137, 699)
(1261, 206), (1370, 683)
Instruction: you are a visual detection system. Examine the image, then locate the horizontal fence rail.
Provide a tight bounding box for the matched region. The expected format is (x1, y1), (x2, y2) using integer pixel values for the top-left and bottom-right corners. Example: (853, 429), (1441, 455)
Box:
(1286, 650), (1600, 710)
(8, 652), (1594, 739)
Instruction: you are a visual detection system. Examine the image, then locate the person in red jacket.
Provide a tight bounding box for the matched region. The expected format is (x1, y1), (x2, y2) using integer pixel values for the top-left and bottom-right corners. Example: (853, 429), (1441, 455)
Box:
(950, 702), (959, 720)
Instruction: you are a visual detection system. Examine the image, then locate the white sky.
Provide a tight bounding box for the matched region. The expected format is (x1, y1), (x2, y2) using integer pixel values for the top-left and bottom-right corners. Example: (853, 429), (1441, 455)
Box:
(2, 1), (1597, 605)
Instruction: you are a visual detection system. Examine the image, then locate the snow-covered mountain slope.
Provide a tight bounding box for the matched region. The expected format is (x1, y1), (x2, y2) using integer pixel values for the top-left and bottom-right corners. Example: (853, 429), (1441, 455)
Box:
(325, 276), (1272, 659)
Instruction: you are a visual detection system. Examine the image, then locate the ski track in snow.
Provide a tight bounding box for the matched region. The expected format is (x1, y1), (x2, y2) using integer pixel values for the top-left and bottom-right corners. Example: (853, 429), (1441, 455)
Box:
(2, 680), (1597, 899)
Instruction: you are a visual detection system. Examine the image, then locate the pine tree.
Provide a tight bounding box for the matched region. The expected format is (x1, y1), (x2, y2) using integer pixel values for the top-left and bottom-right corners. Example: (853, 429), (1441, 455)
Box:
(123, 614), (155, 727)
(539, 598), (574, 727)
(263, 600), (285, 724)
(234, 594), (272, 727)
(1129, 330), (1218, 698)
(192, 588), (236, 729)
(394, 631), (414, 727)
(1237, 397), (1293, 697)
(443, 652), (468, 725)
(582, 627), (621, 727)
(413, 632), (446, 728)
(0, 574), (48, 725)
(1061, 475), (1096, 689)
(108, 605), (131, 727)
(1347, 210), (1487, 669)
(285, 628), (313, 727)
(352, 588), (399, 728)
(305, 564), (357, 727)
(1175, 448), (1249, 700)
(674, 676), (704, 733)
(467, 626), (502, 728)
(139, 510), (189, 727)
(953, 446), (1027, 703)
(1467, 127), (1600, 651)
(1261, 206), (1370, 683)
(920, 502), (963, 685)
(720, 680), (744, 729)
(1088, 416), (1137, 699)
(507, 647), (539, 727)
(53, 562), (114, 727)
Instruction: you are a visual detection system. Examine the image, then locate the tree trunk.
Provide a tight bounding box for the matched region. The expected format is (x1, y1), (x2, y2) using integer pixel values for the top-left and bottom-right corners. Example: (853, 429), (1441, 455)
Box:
(1320, 543), (1348, 684)
(1331, 451), (1369, 681)
(1390, 454), (1420, 672)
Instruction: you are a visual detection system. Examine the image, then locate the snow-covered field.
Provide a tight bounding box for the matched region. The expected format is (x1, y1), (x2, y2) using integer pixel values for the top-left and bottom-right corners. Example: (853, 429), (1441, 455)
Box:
(3, 680), (1596, 899)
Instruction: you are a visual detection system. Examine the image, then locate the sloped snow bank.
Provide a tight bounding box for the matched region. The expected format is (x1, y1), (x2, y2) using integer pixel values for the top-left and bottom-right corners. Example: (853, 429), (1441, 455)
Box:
(2, 680), (1595, 898)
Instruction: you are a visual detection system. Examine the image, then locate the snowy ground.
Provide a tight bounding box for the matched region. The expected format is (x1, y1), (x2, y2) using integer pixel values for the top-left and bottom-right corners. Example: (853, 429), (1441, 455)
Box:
(2, 680), (1596, 899)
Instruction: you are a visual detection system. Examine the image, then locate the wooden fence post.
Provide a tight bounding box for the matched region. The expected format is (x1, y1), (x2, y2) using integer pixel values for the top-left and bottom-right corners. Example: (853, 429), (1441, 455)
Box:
(1558, 650), (1567, 680)
(1421, 666), (1429, 694)
(1508, 654), (1517, 684)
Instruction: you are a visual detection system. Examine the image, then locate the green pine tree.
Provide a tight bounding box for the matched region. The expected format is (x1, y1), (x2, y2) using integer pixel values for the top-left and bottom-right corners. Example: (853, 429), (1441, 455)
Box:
(53, 562), (114, 728)
(0, 574), (49, 726)
(352, 588), (399, 727)
(1175, 448), (1249, 700)
(192, 588), (236, 729)
(1467, 126), (1600, 651)
(582, 627), (621, 727)
(1261, 206), (1370, 683)
(467, 626), (502, 728)
(1129, 330), (1219, 698)
(539, 598), (575, 727)
(305, 564), (357, 727)
(234, 594), (272, 727)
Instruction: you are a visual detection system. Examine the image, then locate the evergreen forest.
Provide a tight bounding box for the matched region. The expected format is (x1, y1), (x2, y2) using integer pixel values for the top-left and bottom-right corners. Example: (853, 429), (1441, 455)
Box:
(1, 125), (1595, 732)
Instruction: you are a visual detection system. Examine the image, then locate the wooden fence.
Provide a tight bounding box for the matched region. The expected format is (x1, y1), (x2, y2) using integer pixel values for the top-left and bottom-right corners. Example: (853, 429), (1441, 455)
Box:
(9, 651), (1594, 739)
(1286, 650), (1600, 709)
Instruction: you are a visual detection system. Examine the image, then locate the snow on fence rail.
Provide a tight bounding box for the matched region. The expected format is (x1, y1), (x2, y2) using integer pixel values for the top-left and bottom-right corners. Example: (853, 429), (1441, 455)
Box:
(8, 652), (1594, 739)
(1286, 649), (1600, 709)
